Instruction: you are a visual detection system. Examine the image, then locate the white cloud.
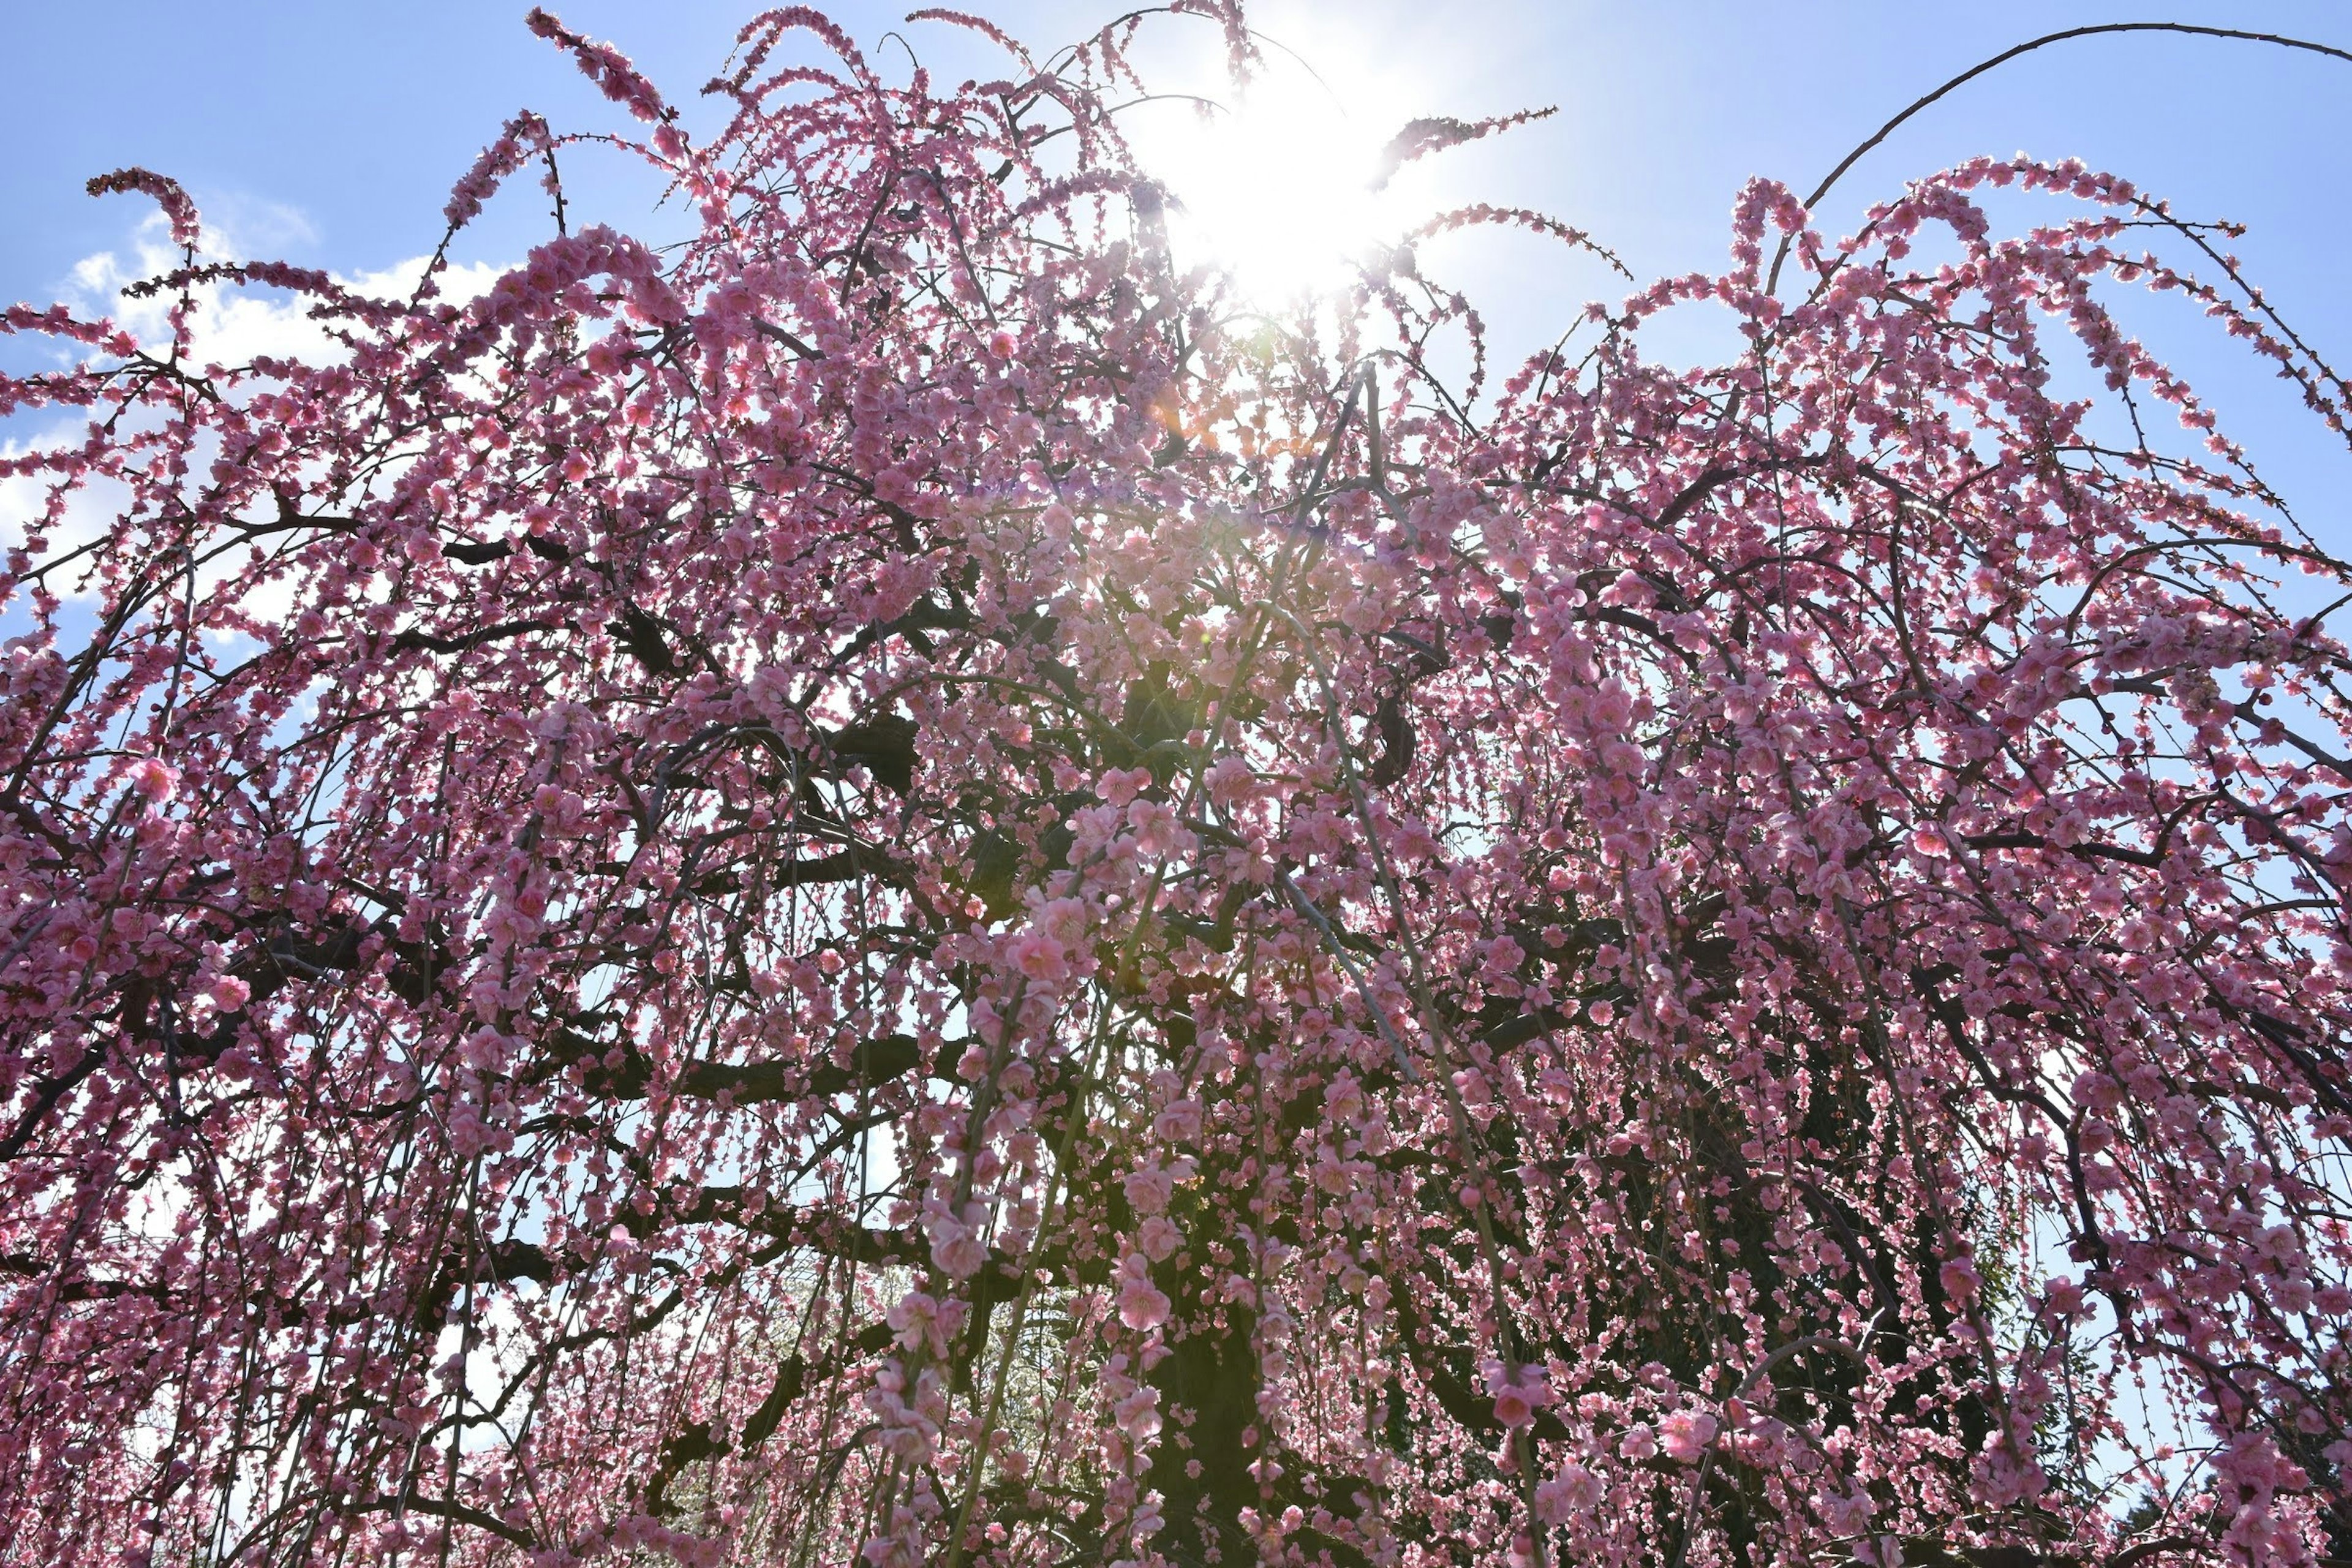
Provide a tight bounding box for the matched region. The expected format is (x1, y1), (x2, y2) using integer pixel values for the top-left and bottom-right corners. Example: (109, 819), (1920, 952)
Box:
(62, 214), (506, 373)
(2, 214), (511, 601)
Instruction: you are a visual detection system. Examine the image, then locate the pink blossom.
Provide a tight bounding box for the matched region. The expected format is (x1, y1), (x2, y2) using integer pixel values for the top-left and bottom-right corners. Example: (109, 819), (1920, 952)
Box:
(1658, 1409), (1717, 1462)
(928, 1219), (986, 1280)
(1096, 766), (1152, 807)
(1532, 1460), (1603, 1523)
(1129, 798), (1188, 857)
(1150, 1098), (1202, 1142)
(203, 974), (251, 1012)
(1115, 1254), (1171, 1333)
(1036, 896), (1088, 950)
(1005, 929), (1068, 986)
(1113, 1384), (1162, 1441)
(1818, 1488), (1875, 1535)
(1121, 1158), (1190, 1215)
(126, 757), (177, 804)
(1482, 1359), (1556, 1428)
(1136, 1215), (1183, 1261)
(1203, 755), (1256, 806)
(886, 1289), (940, 1351)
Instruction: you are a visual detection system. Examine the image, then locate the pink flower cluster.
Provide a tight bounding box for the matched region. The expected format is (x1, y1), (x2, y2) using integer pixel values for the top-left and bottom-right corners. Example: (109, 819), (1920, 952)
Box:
(84, 167), (200, 249)
(525, 9), (671, 124)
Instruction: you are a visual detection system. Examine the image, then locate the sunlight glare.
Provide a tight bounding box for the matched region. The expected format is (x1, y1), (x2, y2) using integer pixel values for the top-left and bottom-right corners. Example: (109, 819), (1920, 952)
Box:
(1134, 71), (1398, 304)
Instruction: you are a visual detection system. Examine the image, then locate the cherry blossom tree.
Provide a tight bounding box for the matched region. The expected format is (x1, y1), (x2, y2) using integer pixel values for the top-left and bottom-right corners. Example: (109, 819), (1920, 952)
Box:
(4, 8), (2350, 1567)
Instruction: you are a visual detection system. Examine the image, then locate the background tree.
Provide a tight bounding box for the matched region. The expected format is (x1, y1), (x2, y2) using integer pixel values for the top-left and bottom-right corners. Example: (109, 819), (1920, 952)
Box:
(2, 7), (2349, 1567)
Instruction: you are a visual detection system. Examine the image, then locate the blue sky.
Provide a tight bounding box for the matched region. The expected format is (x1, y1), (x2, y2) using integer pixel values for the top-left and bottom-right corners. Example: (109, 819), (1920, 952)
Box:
(6, 1), (2350, 516)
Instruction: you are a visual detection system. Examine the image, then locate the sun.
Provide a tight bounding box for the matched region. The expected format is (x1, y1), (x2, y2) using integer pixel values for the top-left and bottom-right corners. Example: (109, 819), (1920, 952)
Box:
(1127, 63), (1400, 305)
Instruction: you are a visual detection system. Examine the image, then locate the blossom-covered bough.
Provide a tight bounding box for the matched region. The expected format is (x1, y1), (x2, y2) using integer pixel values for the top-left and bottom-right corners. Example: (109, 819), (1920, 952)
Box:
(3, 7), (2349, 1566)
